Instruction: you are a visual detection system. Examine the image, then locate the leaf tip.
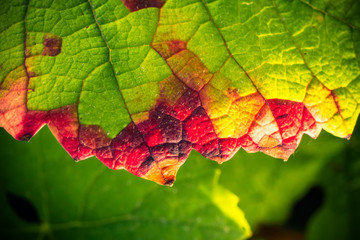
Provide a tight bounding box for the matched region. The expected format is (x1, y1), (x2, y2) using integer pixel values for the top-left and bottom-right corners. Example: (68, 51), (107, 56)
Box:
(345, 134), (352, 140)
(19, 134), (32, 142)
(143, 159), (182, 186)
(164, 179), (175, 187)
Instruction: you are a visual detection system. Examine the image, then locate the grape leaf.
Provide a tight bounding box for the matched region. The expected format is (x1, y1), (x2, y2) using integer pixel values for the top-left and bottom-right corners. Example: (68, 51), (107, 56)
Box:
(0, 127), (251, 240)
(0, 0), (359, 185)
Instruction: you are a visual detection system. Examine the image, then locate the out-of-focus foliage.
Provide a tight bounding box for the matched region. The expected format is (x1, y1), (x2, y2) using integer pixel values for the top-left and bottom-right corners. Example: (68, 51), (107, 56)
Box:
(221, 121), (360, 240)
(0, 127), (250, 240)
(1, 120), (359, 240)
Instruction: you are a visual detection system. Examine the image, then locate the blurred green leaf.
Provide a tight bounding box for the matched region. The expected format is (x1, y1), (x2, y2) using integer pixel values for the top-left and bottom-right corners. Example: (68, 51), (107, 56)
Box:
(1, 119), (359, 240)
(307, 125), (360, 240)
(219, 131), (347, 228)
(219, 121), (360, 240)
(0, 127), (250, 240)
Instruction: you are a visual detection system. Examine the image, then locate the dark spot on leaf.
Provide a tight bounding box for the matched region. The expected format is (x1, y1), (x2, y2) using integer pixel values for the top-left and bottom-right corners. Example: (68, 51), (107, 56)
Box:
(277, 114), (289, 120)
(42, 34), (62, 56)
(20, 134), (32, 141)
(122, 0), (164, 12)
(6, 191), (40, 223)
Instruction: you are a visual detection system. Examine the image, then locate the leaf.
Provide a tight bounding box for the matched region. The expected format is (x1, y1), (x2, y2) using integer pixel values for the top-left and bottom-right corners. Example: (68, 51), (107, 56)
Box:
(0, 0), (359, 184)
(0, 127), (251, 240)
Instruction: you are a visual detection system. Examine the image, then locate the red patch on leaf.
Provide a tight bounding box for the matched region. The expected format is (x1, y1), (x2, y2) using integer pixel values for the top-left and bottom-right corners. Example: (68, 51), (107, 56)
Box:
(111, 123), (151, 171)
(158, 88), (201, 121)
(239, 100), (321, 159)
(122, 0), (164, 12)
(167, 40), (187, 57)
(219, 138), (242, 160)
(48, 105), (79, 157)
(154, 40), (187, 59)
(0, 70), (47, 141)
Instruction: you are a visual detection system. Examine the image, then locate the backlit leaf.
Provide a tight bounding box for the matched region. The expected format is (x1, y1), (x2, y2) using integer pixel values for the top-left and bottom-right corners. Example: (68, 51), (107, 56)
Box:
(0, 0), (359, 184)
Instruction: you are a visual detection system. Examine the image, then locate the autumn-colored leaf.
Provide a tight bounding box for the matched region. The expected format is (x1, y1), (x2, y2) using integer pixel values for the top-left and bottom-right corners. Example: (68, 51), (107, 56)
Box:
(0, 0), (359, 185)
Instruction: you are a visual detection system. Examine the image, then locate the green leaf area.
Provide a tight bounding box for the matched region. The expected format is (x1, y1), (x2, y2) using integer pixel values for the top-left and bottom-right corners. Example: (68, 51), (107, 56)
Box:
(1, 119), (359, 240)
(0, 127), (250, 240)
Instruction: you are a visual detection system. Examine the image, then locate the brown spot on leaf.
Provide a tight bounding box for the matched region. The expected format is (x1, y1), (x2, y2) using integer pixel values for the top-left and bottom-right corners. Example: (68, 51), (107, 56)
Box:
(42, 34), (62, 56)
(122, 0), (164, 12)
